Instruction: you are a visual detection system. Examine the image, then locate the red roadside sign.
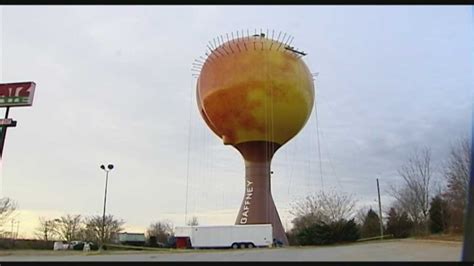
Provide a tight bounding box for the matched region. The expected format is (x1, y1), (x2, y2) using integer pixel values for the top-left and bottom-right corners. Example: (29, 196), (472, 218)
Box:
(0, 82), (36, 107)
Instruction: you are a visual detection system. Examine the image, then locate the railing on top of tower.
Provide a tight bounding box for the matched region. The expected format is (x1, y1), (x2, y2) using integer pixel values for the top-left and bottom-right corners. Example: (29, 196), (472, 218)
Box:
(191, 29), (308, 78)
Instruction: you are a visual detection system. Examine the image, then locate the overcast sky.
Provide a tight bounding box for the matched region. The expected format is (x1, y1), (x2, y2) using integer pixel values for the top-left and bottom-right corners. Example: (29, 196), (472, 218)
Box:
(0, 6), (471, 238)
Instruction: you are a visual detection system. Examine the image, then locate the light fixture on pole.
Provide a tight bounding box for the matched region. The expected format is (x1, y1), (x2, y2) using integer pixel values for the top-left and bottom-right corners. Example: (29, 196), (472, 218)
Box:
(99, 163), (114, 251)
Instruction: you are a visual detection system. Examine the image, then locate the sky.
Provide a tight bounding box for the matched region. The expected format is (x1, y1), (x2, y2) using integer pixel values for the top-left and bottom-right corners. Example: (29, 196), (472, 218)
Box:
(0, 5), (471, 239)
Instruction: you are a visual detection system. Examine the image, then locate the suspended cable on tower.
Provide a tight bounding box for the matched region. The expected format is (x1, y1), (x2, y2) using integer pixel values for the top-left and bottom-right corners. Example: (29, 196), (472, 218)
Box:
(315, 95), (325, 192)
(184, 78), (194, 225)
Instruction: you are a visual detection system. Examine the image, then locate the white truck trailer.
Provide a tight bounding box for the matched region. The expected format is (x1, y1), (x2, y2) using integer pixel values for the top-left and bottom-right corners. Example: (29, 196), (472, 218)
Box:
(174, 224), (273, 249)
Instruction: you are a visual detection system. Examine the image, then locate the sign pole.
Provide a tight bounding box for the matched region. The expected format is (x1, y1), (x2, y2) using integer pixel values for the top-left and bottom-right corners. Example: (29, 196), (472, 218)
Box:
(0, 107), (10, 159)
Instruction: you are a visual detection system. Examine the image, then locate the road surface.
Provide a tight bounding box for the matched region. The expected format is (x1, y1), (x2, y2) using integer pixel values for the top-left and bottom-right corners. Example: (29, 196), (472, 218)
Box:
(0, 239), (462, 261)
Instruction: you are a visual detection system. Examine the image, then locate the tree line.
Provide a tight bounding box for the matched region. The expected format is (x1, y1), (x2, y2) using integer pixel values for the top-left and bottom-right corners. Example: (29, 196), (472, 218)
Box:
(35, 214), (125, 244)
(287, 137), (470, 245)
(34, 214), (199, 247)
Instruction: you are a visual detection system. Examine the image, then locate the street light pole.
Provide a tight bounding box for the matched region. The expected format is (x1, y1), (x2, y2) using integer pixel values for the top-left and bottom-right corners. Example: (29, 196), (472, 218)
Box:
(102, 169), (108, 248)
(100, 164), (114, 251)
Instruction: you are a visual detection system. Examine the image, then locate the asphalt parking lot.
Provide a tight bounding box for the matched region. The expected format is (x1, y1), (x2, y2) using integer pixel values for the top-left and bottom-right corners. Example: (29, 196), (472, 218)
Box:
(0, 239), (462, 261)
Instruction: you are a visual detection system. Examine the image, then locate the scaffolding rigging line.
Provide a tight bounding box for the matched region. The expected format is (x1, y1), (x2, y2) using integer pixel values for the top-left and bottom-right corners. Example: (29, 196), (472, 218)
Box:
(318, 122), (343, 189)
(286, 133), (298, 199)
(316, 90), (355, 191)
(184, 78), (194, 225)
(315, 97), (325, 192)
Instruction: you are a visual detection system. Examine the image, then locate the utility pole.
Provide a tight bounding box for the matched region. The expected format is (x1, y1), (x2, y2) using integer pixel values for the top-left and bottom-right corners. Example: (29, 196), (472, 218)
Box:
(10, 219), (14, 239)
(377, 178), (384, 240)
(462, 39), (474, 258)
(16, 221), (20, 239)
(463, 135), (474, 260)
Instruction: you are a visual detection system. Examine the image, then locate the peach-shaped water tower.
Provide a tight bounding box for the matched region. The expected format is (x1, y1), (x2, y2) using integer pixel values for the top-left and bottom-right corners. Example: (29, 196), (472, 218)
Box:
(194, 31), (314, 245)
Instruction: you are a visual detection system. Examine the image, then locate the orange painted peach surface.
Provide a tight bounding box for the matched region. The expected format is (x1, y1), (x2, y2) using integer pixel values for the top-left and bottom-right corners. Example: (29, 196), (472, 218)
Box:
(197, 37), (314, 146)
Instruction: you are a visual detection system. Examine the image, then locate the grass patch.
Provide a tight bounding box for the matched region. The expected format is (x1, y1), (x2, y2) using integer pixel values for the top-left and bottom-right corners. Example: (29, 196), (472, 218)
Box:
(104, 244), (193, 253)
(0, 250), (84, 257)
(285, 238), (401, 249)
(414, 233), (463, 242)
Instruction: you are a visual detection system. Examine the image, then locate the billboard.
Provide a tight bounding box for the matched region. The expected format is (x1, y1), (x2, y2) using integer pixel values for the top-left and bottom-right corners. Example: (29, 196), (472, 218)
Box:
(0, 82), (36, 107)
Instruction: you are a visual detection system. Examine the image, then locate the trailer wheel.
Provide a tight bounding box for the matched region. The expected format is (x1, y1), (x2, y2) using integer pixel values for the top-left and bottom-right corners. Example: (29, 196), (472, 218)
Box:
(231, 243), (239, 249)
(247, 243), (255, 248)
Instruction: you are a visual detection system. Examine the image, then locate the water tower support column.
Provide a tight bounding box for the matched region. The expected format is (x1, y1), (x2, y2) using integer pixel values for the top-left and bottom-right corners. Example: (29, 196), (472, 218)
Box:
(234, 141), (288, 246)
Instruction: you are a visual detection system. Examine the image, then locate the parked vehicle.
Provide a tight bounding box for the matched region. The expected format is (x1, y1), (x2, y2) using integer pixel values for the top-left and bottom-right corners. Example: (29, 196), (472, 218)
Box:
(147, 235), (176, 248)
(53, 241), (69, 251)
(273, 238), (284, 247)
(80, 241), (99, 251)
(174, 224), (273, 249)
(53, 240), (99, 251)
(115, 232), (146, 246)
(167, 236), (177, 248)
(69, 241), (82, 249)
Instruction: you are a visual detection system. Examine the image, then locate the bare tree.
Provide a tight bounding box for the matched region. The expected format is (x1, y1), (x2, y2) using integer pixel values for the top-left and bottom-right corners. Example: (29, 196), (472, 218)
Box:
(389, 147), (433, 234)
(186, 216), (199, 226)
(81, 214), (125, 243)
(35, 217), (60, 241)
(56, 214), (82, 242)
(290, 189), (357, 225)
(0, 198), (17, 229)
(146, 220), (174, 244)
(442, 137), (470, 232)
